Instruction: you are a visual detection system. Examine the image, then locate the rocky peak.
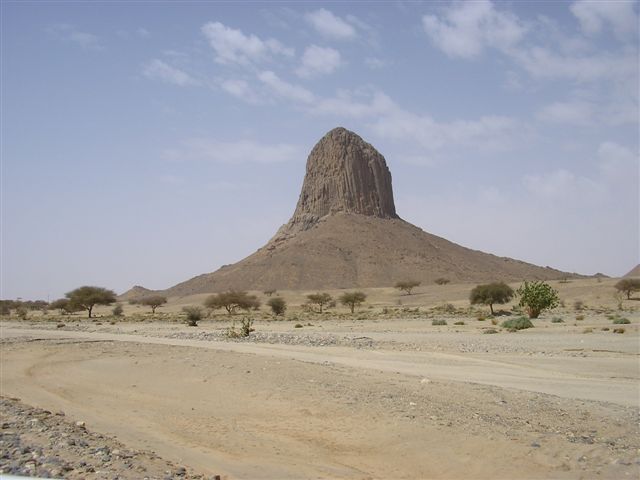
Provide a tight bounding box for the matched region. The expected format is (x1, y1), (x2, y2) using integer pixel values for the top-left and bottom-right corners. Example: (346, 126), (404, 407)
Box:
(286, 127), (397, 232)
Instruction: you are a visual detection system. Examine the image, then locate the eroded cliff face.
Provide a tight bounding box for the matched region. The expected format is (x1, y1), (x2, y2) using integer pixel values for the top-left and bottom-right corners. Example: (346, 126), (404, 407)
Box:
(284, 127), (398, 233)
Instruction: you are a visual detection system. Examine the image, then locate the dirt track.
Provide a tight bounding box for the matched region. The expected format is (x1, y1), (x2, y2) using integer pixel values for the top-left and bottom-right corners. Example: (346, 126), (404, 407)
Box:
(1, 323), (639, 479)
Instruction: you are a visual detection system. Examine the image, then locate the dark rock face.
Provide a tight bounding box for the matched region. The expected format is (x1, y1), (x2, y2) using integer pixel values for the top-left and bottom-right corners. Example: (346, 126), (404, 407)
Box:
(286, 127), (397, 232)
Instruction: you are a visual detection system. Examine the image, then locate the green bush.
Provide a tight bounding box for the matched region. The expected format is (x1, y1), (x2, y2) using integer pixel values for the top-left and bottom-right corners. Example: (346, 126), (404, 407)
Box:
(516, 281), (559, 318)
(501, 317), (534, 331)
(612, 317), (631, 324)
(432, 319), (447, 326)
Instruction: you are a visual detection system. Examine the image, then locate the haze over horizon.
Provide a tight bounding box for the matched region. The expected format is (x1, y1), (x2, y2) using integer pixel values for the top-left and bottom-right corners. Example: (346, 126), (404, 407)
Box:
(2, 1), (638, 300)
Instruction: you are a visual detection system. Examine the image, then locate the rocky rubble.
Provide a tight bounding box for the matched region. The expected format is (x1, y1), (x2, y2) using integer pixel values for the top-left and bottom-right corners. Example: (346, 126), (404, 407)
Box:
(0, 397), (219, 480)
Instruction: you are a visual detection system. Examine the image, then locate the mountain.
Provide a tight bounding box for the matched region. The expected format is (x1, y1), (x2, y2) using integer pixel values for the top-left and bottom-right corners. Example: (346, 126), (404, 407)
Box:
(623, 264), (640, 278)
(150, 127), (578, 297)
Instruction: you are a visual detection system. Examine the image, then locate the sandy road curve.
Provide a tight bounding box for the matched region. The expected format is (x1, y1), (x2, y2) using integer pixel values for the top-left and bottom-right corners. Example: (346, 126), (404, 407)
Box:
(2, 327), (638, 407)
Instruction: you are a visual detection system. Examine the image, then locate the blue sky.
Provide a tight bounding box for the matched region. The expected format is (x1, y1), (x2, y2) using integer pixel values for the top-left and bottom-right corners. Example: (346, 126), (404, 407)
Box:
(2, 1), (638, 300)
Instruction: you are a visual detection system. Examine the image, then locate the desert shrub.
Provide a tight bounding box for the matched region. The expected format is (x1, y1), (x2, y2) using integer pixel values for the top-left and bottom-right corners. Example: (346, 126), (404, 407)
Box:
(204, 291), (260, 314)
(395, 280), (421, 295)
(551, 317), (564, 323)
(432, 319), (447, 326)
(294, 323), (303, 328)
(16, 306), (28, 320)
(453, 321), (465, 325)
(469, 282), (515, 315)
(112, 304), (124, 317)
(227, 317), (254, 337)
(434, 278), (450, 285)
(583, 328), (593, 333)
(501, 317), (534, 331)
(573, 300), (584, 311)
(182, 306), (203, 326)
(263, 289), (276, 296)
(575, 314), (585, 321)
(476, 314), (486, 321)
(516, 281), (559, 318)
(602, 327), (610, 331)
(491, 318), (499, 325)
(614, 279), (640, 300)
(613, 328), (625, 334)
(483, 328), (498, 334)
(559, 278), (571, 284)
(305, 293), (333, 313)
(613, 317), (631, 324)
(56, 323), (65, 328)
(339, 291), (367, 313)
(267, 297), (286, 316)
(139, 295), (167, 314)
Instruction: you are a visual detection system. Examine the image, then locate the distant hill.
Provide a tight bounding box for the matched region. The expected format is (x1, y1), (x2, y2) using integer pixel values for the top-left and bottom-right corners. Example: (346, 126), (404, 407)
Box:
(118, 285), (156, 301)
(623, 264), (640, 278)
(144, 127), (584, 296)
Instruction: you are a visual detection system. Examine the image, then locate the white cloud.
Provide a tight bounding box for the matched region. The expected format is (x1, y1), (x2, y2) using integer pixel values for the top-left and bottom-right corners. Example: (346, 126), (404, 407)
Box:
(257, 71), (315, 103)
(143, 59), (198, 86)
(164, 138), (301, 164)
(137, 27), (151, 38)
(364, 57), (388, 69)
(295, 45), (342, 77)
(422, 0), (526, 58)
(47, 24), (103, 50)
(523, 169), (604, 201)
(305, 8), (357, 40)
(570, 0), (638, 41)
(220, 78), (264, 104)
(312, 89), (394, 118)
(536, 100), (595, 125)
(201, 22), (293, 66)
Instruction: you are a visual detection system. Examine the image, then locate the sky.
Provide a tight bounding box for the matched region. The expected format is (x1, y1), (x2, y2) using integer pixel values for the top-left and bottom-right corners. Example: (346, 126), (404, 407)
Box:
(1, 0), (638, 301)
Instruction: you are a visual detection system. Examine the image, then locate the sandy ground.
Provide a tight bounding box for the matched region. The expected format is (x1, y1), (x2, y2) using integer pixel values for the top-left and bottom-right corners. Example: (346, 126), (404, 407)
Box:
(1, 312), (639, 479)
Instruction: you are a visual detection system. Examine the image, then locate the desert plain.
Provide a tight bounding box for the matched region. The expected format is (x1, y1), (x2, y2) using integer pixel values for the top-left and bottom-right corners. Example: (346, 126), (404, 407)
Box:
(1, 277), (639, 479)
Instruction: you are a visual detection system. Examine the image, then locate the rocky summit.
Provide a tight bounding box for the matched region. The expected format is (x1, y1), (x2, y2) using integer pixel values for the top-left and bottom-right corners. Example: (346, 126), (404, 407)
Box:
(124, 127), (579, 297)
(285, 127), (397, 233)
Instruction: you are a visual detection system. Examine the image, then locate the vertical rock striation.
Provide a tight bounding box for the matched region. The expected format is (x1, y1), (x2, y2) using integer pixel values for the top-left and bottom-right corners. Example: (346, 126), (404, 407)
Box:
(284, 127), (398, 233)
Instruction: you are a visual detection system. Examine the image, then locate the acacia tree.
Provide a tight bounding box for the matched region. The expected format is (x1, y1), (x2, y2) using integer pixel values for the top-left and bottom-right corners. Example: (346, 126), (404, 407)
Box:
(204, 291), (260, 314)
(49, 298), (83, 315)
(395, 280), (421, 295)
(614, 279), (640, 300)
(469, 282), (514, 315)
(339, 291), (367, 313)
(139, 295), (167, 314)
(306, 293), (333, 313)
(65, 286), (117, 318)
(516, 281), (559, 319)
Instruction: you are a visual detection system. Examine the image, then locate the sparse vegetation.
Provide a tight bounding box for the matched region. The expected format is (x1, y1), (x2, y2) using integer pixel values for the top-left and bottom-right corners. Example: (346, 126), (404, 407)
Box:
(339, 291), (366, 313)
(305, 293), (334, 313)
(395, 280), (421, 295)
(294, 323), (303, 328)
(434, 278), (450, 285)
(227, 318), (254, 337)
(469, 282), (515, 315)
(516, 281), (559, 318)
(575, 314), (585, 321)
(573, 300), (584, 311)
(182, 306), (203, 326)
(139, 295), (167, 314)
(432, 319), (447, 326)
(614, 279), (640, 300)
(613, 328), (625, 334)
(551, 317), (564, 323)
(65, 286), (117, 318)
(204, 291), (260, 314)
(49, 298), (81, 315)
(453, 321), (465, 325)
(16, 306), (28, 320)
(267, 297), (286, 316)
(263, 289), (276, 297)
(112, 304), (124, 317)
(501, 317), (534, 331)
(612, 317), (631, 324)
(483, 328), (498, 334)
